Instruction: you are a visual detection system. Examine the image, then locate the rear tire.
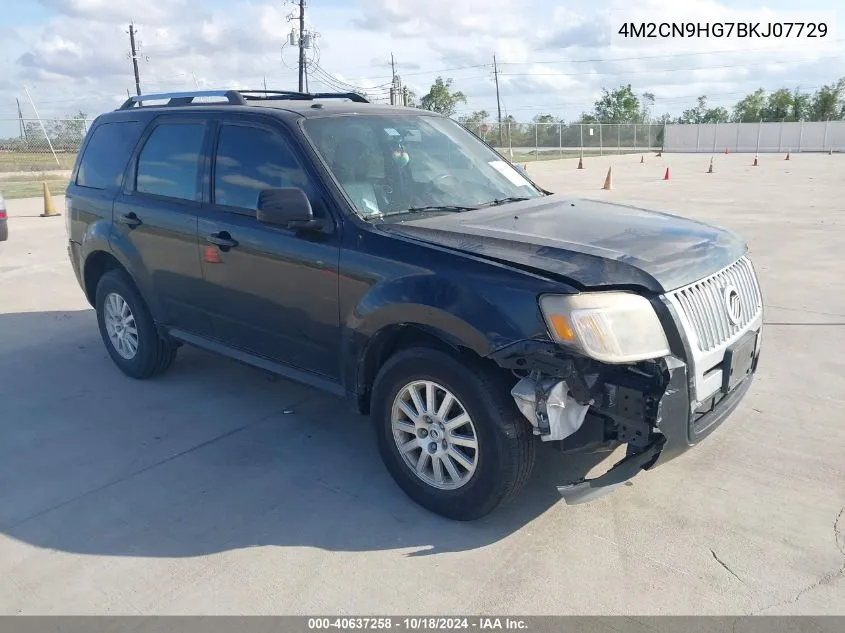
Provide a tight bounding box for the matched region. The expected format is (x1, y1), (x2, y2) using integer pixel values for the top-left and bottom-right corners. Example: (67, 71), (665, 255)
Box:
(95, 269), (176, 379)
(371, 346), (535, 520)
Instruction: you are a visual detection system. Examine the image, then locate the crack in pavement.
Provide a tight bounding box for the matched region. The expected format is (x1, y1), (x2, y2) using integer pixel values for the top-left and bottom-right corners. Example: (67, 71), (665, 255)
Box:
(710, 548), (745, 584)
(752, 506), (845, 614)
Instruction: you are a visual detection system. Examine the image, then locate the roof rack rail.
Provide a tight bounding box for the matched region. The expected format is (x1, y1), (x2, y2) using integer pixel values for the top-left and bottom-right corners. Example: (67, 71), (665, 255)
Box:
(237, 90), (370, 103)
(118, 90), (247, 110)
(118, 89), (369, 110)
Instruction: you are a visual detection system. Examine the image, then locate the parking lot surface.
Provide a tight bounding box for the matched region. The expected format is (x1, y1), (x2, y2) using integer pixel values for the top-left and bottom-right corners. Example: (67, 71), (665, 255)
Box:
(1, 153), (843, 615)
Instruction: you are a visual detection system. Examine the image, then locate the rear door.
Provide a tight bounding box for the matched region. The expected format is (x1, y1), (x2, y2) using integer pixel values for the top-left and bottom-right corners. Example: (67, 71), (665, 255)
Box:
(111, 114), (214, 335)
(196, 116), (342, 379)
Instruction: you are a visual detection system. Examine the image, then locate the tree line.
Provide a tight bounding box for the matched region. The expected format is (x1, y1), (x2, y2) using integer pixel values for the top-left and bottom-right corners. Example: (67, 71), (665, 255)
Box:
(2, 76), (843, 154)
(412, 75), (845, 126)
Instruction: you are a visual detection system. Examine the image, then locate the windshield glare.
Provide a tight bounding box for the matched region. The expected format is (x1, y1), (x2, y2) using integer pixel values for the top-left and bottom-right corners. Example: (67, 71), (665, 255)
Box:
(302, 114), (543, 219)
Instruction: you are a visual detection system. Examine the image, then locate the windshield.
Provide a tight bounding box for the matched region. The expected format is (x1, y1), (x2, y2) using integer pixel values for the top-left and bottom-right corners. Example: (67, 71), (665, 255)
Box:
(302, 113), (544, 219)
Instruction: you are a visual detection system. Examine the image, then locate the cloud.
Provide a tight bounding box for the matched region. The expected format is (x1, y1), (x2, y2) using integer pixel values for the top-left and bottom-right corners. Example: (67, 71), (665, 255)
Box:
(17, 23), (128, 79)
(3, 0), (843, 125)
(36, 0), (185, 22)
(354, 0), (526, 37)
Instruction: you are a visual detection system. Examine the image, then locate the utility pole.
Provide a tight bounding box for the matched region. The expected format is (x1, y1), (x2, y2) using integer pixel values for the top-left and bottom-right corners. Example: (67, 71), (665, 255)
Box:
(128, 23), (141, 96)
(263, 75), (268, 91)
(16, 98), (26, 139)
(390, 53), (397, 105)
(298, 0), (306, 92)
(493, 53), (503, 146)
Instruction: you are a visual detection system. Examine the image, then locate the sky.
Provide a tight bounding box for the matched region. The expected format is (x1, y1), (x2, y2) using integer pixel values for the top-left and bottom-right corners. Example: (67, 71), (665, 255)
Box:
(0, 0), (844, 130)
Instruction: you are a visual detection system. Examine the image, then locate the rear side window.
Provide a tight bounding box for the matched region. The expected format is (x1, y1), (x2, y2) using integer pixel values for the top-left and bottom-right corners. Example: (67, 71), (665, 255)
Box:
(76, 121), (141, 189)
(213, 125), (310, 211)
(136, 123), (206, 201)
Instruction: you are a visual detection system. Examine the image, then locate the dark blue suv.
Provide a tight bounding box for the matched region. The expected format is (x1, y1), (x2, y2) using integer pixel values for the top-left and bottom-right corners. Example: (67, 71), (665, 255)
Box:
(65, 89), (763, 519)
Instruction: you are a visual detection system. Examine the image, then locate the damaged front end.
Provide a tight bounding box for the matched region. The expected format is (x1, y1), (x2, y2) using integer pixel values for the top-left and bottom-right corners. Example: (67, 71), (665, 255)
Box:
(490, 340), (695, 504)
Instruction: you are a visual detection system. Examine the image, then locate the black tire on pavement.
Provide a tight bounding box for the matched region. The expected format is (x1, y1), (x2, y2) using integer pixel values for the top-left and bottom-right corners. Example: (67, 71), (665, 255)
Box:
(371, 346), (535, 521)
(95, 268), (177, 379)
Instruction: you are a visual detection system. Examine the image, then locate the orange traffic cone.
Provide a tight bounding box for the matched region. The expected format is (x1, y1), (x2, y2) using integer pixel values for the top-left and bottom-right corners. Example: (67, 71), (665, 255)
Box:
(724, 147), (729, 155)
(602, 166), (613, 190)
(785, 151), (790, 160)
(663, 167), (670, 180)
(707, 157), (714, 174)
(753, 154), (759, 166)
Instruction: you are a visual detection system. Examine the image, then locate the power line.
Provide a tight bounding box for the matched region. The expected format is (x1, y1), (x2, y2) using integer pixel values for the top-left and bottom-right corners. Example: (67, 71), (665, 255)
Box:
(499, 55), (845, 77)
(310, 67), (384, 92)
(346, 63), (491, 83)
(309, 62), (392, 93)
(499, 40), (845, 66)
(312, 38), (845, 77)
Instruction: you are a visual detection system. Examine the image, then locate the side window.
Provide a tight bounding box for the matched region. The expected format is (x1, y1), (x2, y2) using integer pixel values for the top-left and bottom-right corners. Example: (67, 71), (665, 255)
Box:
(76, 121), (142, 189)
(213, 125), (310, 211)
(136, 123), (205, 201)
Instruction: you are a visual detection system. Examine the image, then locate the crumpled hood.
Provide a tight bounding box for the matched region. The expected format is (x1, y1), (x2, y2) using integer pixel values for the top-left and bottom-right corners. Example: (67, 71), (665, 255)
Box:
(378, 194), (747, 292)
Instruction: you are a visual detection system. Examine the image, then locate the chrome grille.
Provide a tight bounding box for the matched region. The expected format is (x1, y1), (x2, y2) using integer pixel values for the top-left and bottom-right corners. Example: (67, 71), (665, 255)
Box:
(669, 257), (762, 352)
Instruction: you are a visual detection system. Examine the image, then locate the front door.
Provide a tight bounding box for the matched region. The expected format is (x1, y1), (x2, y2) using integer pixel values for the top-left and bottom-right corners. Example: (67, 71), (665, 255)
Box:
(197, 119), (342, 379)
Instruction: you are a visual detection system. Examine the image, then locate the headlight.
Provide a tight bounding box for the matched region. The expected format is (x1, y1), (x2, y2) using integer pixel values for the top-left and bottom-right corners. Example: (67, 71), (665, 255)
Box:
(539, 292), (670, 364)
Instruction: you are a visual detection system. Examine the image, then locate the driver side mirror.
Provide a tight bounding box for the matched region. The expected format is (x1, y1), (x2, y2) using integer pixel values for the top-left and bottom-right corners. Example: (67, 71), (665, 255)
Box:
(257, 188), (323, 230)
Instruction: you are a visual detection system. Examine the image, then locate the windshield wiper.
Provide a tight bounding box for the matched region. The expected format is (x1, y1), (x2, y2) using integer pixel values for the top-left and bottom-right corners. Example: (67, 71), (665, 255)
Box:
(476, 196), (533, 208)
(406, 204), (478, 213)
(380, 205), (478, 218)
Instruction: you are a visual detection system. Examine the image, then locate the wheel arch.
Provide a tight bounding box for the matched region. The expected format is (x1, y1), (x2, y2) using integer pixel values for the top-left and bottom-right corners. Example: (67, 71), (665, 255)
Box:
(82, 250), (124, 306)
(81, 246), (164, 322)
(352, 322), (508, 415)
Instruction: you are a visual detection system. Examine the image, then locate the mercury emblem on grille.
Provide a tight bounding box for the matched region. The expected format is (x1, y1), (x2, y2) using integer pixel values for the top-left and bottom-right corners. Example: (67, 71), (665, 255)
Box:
(723, 285), (743, 325)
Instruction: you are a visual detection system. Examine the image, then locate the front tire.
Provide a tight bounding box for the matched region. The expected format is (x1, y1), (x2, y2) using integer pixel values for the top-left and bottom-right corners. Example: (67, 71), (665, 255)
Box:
(371, 346), (535, 520)
(95, 269), (176, 379)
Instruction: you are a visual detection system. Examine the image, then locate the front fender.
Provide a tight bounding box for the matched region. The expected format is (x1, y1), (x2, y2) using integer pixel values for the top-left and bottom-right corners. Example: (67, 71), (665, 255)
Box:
(342, 273), (543, 410)
(345, 274), (528, 355)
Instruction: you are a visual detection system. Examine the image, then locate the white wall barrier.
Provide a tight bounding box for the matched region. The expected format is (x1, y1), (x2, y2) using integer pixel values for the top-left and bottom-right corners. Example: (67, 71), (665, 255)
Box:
(663, 121), (845, 153)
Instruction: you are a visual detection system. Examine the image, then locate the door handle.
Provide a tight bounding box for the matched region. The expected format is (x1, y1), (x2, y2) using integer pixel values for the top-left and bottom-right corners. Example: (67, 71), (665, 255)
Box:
(117, 212), (142, 228)
(206, 232), (239, 249)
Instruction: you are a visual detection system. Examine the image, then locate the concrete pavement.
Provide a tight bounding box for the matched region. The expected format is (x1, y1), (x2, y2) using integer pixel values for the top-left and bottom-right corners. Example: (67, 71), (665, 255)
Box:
(1, 153), (843, 614)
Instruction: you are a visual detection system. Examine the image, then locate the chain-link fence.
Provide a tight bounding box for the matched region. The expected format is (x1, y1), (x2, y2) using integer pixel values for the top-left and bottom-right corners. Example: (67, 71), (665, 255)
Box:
(0, 118), (666, 183)
(0, 118), (92, 173)
(472, 123), (665, 161)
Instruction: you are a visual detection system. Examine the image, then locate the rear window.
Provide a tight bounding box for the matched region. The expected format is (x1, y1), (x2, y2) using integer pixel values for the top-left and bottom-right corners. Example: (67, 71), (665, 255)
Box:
(76, 121), (142, 189)
(136, 123), (206, 201)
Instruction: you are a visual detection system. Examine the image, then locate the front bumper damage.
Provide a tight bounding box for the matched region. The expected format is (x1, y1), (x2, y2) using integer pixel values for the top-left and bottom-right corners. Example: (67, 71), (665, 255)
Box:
(489, 339), (759, 504)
